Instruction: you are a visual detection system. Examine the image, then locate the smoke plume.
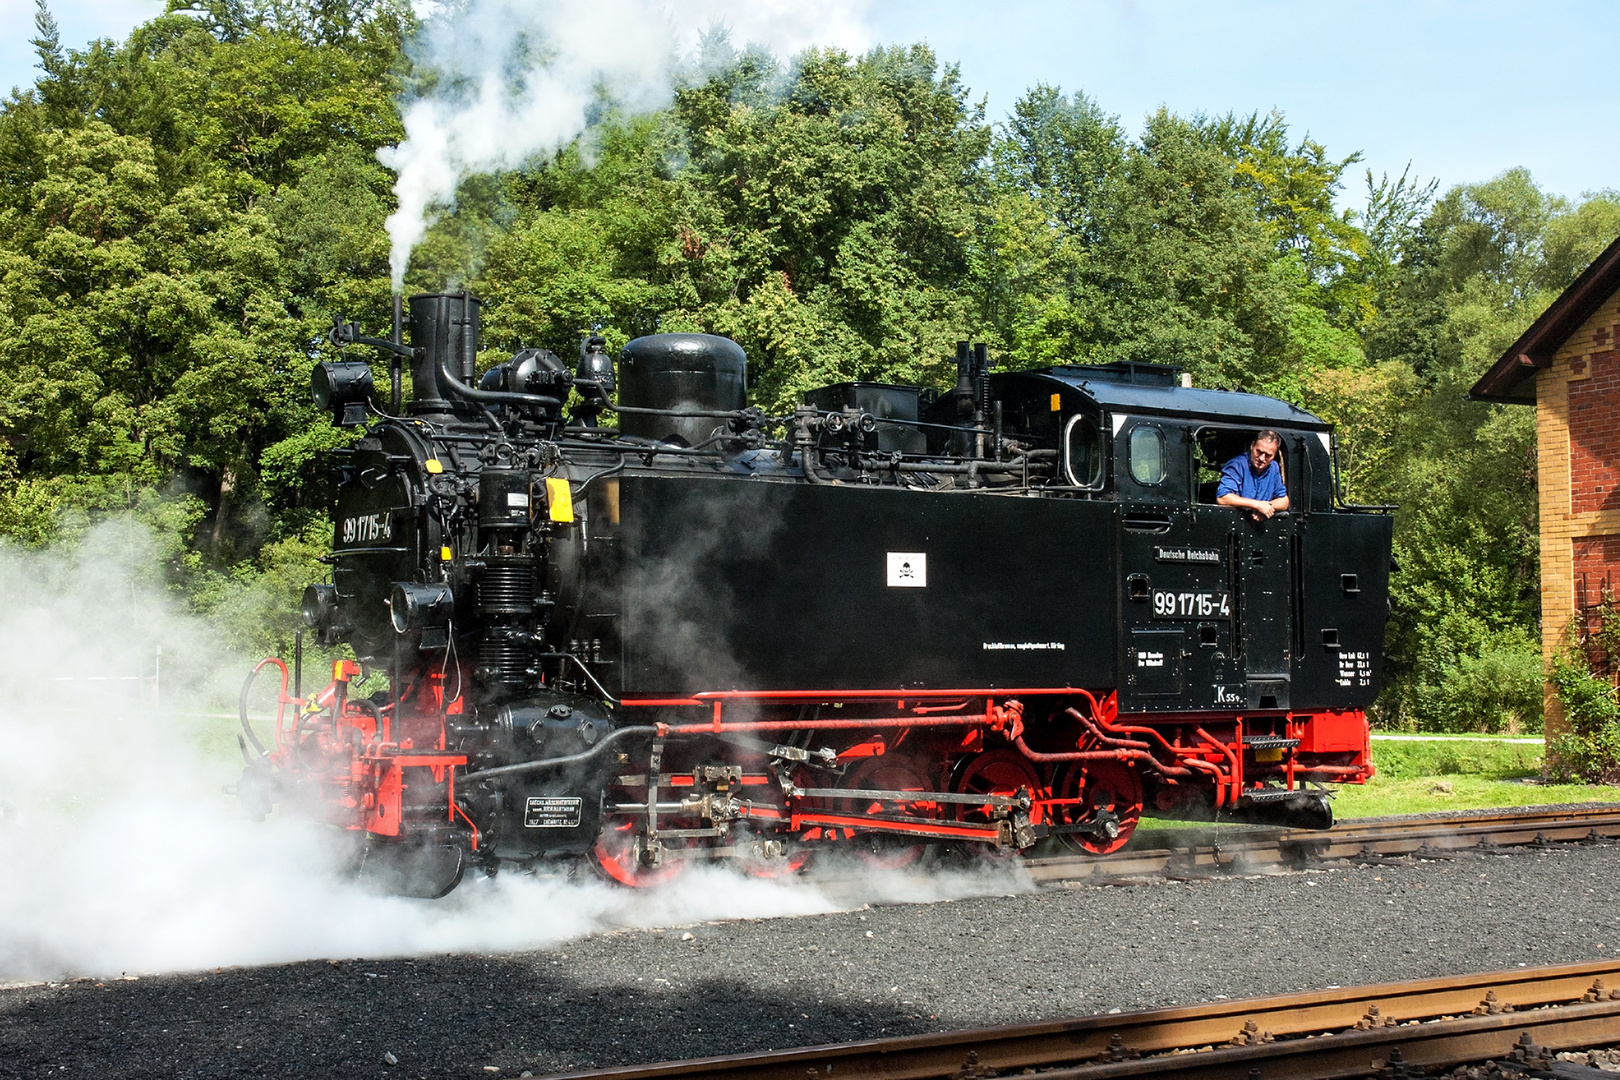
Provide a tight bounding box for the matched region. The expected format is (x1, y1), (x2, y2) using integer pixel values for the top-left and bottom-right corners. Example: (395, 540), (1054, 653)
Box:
(381, 0), (875, 291)
(0, 521), (1030, 984)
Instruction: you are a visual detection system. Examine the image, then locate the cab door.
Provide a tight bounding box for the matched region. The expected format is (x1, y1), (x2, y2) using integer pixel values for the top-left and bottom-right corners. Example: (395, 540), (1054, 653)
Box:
(1288, 431), (1392, 711)
(1113, 416), (1230, 714)
(1234, 514), (1293, 710)
(1188, 427), (1297, 712)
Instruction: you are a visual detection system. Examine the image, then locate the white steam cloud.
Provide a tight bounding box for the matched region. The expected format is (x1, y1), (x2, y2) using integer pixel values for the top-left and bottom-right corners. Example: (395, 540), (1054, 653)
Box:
(0, 522), (1028, 984)
(380, 0), (875, 291)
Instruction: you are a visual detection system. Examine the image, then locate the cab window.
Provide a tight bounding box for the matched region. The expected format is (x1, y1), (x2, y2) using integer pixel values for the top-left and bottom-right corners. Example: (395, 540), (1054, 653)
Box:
(1196, 427), (1290, 504)
(1128, 424), (1166, 485)
(1063, 414), (1103, 487)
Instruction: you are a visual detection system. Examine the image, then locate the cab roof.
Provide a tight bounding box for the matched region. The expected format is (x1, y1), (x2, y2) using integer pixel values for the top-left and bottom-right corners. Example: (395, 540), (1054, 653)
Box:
(997, 364), (1330, 431)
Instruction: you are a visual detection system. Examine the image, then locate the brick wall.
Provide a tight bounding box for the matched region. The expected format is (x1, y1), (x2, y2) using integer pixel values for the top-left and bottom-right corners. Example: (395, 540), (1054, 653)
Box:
(1573, 533), (1620, 630)
(1569, 348), (1620, 514)
(1537, 289), (1620, 736)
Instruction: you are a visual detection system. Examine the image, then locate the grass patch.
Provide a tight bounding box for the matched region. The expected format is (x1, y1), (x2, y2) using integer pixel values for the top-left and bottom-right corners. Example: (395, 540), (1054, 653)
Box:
(1366, 738), (1543, 781)
(1337, 737), (1620, 818)
(1332, 774), (1620, 818)
(1138, 737), (1620, 831)
(1372, 730), (1542, 741)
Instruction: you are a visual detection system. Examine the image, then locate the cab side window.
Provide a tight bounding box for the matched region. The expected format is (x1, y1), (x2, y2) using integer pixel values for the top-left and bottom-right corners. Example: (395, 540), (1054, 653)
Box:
(1064, 413), (1103, 487)
(1129, 424), (1166, 485)
(1196, 427), (1291, 504)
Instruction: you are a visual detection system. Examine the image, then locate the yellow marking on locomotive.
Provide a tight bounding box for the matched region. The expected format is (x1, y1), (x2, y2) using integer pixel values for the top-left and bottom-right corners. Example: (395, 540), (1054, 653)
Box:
(545, 477), (575, 522)
(424, 458), (444, 474)
(1050, 393), (1061, 412)
(440, 546), (453, 562)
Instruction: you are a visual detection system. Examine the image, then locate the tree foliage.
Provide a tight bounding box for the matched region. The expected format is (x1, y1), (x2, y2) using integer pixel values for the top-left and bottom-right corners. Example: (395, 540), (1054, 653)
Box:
(4, 2), (1620, 732)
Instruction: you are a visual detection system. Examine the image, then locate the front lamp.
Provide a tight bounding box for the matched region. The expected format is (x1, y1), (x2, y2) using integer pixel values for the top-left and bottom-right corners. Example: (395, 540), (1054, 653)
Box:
(301, 583), (345, 646)
(312, 361), (375, 426)
(302, 583), (338, 628)
(390, 581), (454, 642)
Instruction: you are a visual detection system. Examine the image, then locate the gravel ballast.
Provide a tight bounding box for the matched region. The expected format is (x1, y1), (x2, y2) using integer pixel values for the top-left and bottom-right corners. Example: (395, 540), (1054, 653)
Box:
(3, 839), (1618, 1079)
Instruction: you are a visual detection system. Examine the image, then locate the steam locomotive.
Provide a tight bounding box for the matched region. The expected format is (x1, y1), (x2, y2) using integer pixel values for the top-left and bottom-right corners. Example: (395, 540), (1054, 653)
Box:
(236, 292), (1389, 896)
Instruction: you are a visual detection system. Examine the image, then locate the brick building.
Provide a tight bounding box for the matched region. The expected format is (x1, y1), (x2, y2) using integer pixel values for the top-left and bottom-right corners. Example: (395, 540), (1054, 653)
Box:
(1471, 234), (1620, 727)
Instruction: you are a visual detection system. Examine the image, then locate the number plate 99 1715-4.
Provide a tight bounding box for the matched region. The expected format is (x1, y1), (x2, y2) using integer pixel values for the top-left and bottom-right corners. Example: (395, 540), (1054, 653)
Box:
(1152, 590), (1231, 619)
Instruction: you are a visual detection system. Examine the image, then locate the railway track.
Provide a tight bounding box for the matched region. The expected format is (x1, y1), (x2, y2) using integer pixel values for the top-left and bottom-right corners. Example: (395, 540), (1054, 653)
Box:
(543, 960), (1620, 1080)
(543, 805), (1620, 1080)
(1024, 802), (1620, 884)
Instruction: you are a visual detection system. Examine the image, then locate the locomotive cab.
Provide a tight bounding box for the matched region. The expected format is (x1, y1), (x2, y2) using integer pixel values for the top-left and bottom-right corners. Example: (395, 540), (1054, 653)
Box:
(990, 363), (1388, 824)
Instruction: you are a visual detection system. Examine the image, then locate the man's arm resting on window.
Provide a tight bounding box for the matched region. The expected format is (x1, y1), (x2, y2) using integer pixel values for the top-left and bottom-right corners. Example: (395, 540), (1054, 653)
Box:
(1217, 491), (1288, 517)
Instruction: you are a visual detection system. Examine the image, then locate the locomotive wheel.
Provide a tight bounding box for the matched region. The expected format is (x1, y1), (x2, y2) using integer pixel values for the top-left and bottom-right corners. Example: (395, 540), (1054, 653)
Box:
(1054, 759), (1143, 856)
(588, 819), (687, 888)
(837, 754), (940, 871)
(357, 839), (465, 899)
(952, 749), (1045, 856)
(731, 824), (814, 878)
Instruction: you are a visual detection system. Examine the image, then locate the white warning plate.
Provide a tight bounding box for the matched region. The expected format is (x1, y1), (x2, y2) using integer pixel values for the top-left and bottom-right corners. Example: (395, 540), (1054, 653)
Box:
(886, 552), (927, 587)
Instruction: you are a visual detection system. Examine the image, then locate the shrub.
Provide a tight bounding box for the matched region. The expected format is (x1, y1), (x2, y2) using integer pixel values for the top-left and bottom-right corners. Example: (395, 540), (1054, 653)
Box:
(1547, 592), (1620, 784)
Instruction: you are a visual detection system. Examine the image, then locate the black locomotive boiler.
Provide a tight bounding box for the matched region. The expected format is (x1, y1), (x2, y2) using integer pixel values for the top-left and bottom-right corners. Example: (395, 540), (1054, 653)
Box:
(237, 292), (1391, 894)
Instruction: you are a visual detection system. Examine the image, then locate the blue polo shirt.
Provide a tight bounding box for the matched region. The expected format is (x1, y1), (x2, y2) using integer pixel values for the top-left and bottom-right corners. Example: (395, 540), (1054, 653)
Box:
(1217, 454), (1286, 503)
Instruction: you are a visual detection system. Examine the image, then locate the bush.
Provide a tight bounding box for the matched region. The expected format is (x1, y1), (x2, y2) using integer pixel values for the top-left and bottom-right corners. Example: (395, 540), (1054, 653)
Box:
(1390, 627), (1545, 734)
(1546, 594), (1620, 784)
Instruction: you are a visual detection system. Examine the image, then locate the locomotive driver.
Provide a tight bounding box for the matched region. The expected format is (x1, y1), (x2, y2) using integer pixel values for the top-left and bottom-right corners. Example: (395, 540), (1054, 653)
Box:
(1216, 430), (1290, 520)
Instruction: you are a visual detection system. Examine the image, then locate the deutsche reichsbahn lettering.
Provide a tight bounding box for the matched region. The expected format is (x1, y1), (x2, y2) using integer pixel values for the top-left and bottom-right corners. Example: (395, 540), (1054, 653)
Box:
(1153, 546), (1221, 564)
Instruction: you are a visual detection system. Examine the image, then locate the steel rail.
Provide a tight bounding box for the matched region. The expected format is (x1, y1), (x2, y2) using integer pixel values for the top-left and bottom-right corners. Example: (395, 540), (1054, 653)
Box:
(1022, 803), (1620, 884)
(539, 960), (1620, 1080)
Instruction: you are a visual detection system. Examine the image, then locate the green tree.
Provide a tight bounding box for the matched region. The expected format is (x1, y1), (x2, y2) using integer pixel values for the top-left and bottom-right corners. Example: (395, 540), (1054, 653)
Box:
(978, 93), (1325, 393)
(479, 46), (992, 412)
(0, 0), (407, 558)
(1362, 170), (1620, 732)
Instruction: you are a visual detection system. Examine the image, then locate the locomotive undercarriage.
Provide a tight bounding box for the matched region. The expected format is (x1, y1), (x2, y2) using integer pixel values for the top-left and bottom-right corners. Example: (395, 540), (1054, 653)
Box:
(240, 654), (1368, 894)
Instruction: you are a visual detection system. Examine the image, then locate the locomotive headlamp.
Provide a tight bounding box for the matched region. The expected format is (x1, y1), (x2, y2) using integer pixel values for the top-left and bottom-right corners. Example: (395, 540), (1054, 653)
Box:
(302, 583), (337, 628)
(312, 360), (375, 426)
(301, 583), (345, 646)
(389, 581), (454, 636)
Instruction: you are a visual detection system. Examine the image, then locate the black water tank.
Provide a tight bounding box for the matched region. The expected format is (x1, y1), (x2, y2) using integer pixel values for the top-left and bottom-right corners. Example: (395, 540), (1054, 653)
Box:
(618, 334), (746, 446)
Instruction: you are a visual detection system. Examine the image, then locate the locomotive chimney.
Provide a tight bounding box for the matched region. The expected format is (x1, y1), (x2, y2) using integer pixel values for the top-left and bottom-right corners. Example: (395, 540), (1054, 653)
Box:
(390, 294), (404, 413)
(406, 292), (482, 415)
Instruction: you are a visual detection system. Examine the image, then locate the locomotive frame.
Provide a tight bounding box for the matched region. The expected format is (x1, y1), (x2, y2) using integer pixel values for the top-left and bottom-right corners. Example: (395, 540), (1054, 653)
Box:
(236, 291), (1389, 894)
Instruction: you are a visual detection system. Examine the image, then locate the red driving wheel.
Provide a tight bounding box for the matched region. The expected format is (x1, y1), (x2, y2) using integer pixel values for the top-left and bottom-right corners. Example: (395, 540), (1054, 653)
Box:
(588, 818), (687, 888)
(1054, 759), (1142, 855)
(953, 749), (1045, 855)
(836, 754), (941, 870)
